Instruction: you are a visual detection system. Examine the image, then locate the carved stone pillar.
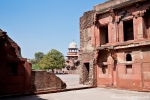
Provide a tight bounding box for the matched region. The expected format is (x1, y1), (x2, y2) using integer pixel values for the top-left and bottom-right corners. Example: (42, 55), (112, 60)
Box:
(118, 21), (124, 42)
(95, 24), (100, 47)
(133, 12), (146, 39)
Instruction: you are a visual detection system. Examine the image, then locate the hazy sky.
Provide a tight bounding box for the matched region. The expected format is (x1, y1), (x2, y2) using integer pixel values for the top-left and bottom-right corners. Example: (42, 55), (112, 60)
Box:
(0, 0), (106, 59)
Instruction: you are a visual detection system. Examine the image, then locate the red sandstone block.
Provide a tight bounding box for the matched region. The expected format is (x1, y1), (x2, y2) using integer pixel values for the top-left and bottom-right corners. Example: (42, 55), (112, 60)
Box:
(143, 63), (150, 71)
(0, 86), (4, 94)
(4, 76), (24, 84)
(132, 63), (141, 74)
(118, 79), (141, 88)
(98, 74), (112, 78)
(142, 53), (150, 62)
(132, 55), (141, 62)
(18, 65), (25, 75)
(143, 82), (150, 88)
(143, 72), (150, 81)
(118, 74), (141, 80)
(4, 85), (23, 94)
(0, 76), (5, 85)
(118, 55), (125, 61)
(97, 78), (112, 85)
(117, 64), (126, 74)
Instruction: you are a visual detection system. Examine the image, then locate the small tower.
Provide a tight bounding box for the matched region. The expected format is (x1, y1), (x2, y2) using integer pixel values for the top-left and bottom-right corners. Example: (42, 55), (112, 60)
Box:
(67, 40), (78, 61)
(65, 40), (79, 73)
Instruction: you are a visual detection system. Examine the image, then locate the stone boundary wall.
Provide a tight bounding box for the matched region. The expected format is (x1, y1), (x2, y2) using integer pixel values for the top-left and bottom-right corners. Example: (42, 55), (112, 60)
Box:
(31, 70), (66, 92)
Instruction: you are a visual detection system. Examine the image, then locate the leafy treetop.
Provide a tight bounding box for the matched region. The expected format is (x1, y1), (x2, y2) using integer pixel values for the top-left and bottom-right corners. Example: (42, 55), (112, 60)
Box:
(38, 49), (65, 70)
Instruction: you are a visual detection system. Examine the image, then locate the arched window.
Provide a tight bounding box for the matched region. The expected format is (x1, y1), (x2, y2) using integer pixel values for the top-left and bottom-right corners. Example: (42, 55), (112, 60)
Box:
(126, 54), (132, 61)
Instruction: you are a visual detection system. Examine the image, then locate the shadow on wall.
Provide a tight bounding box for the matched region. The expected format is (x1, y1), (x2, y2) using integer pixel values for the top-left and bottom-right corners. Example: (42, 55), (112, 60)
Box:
(31, 70), (66, 92)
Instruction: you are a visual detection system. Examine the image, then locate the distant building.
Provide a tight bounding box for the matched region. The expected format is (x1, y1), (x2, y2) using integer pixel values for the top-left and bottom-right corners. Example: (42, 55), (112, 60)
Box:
(64, 40), (79, 74)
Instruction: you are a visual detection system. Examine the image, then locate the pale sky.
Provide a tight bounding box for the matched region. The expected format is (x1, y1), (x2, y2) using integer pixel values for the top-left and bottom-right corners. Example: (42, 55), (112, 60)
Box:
(0, 0), (106, 59)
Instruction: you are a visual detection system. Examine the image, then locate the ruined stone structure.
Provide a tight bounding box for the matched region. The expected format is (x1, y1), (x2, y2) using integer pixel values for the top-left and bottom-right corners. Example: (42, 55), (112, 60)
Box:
(65, 40), (79, 74)
(0, 29), (31, 95)
(79, 0), (150, 91)
(0, 29), (66, 96)
(31, 70), (66, 91)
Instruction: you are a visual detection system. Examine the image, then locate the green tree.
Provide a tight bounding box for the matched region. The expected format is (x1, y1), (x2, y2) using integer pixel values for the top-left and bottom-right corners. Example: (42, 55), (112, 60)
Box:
(38, 49), (65, 72)
(34, 52), (45, 62)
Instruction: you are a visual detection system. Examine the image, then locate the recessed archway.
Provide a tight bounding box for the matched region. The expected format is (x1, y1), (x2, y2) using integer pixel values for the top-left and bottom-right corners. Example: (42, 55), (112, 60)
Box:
(126, 54), (132, 61)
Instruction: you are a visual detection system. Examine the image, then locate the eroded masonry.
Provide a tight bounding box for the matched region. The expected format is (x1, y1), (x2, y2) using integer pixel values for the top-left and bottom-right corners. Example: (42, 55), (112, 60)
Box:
(0, 29), (66, 95)
(79, 0), (150, 91)
(0, 29), (31, 95)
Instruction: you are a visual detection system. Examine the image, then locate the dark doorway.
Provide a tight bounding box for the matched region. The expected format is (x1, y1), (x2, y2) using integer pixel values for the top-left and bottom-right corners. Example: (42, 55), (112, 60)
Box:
(99, 25), (109, 45)
(144, 9), (150, 38)
(123, 20), (134, 41)
(6, 62), (18, 76)
(84, 63), (90, 84)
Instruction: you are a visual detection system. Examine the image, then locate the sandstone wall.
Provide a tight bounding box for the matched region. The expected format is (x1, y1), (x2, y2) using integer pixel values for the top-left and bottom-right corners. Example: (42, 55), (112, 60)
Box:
(31, 70), (66, 92)
(79, 10), (96, 85)
(94, 0), (141, 11)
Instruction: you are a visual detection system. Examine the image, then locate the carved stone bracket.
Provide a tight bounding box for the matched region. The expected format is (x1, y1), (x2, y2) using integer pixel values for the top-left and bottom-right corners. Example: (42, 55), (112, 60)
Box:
(132, 10), (146, 18)
(93, 13), (98, 25)
(116, 10), (127, 23)
(110, 50), (117, 71)
(110, 50), (117, 61)
(94, 49), (99, 64)
(109, 8), (116, 23)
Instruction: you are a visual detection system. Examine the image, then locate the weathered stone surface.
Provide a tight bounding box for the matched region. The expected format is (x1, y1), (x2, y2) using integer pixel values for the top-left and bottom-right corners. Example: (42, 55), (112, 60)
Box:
(31, 70), (66, 91)
(0, 29), (31, 95)
(0, 29), (66, 96)
(79, 0), (150, 91)
(79, 10), (96, 86)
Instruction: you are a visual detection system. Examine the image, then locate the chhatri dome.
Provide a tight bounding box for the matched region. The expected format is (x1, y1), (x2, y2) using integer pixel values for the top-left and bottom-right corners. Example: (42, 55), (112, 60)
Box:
(69, 40), (77, 48)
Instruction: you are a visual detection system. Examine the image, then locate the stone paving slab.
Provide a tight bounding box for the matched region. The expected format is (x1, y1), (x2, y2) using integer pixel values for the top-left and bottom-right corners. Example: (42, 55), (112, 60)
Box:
(56, 74), (90, 89)
(2, 88), (150, 100)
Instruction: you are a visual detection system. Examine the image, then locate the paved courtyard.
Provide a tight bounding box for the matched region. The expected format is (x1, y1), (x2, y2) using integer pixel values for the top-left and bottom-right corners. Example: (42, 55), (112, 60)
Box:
(2, 88), (150, 100)
(56, 74), (89, 88)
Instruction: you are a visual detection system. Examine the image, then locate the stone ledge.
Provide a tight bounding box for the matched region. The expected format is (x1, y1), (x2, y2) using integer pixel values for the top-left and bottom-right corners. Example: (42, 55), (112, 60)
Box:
(97, 40), (150, 50)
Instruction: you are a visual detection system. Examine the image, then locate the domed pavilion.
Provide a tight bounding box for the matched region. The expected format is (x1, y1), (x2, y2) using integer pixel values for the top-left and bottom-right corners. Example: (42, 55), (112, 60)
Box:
(67, 40), (78, 61)
(64, 40), (79, 74)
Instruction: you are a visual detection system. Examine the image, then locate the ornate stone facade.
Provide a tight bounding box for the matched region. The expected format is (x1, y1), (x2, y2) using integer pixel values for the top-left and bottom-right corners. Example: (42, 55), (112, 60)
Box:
(79, 0), (150, 91)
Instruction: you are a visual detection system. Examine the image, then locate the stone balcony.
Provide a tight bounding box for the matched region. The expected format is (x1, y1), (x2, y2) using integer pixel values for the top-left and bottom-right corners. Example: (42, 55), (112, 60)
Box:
(67, 52), (78, 56)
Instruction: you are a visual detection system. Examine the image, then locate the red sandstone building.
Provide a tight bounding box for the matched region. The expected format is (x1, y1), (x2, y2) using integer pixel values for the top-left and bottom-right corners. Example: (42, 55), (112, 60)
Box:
(0, 29), (31, 95)
(79, 0), (150, 91)
(0, 29), (66, 95)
